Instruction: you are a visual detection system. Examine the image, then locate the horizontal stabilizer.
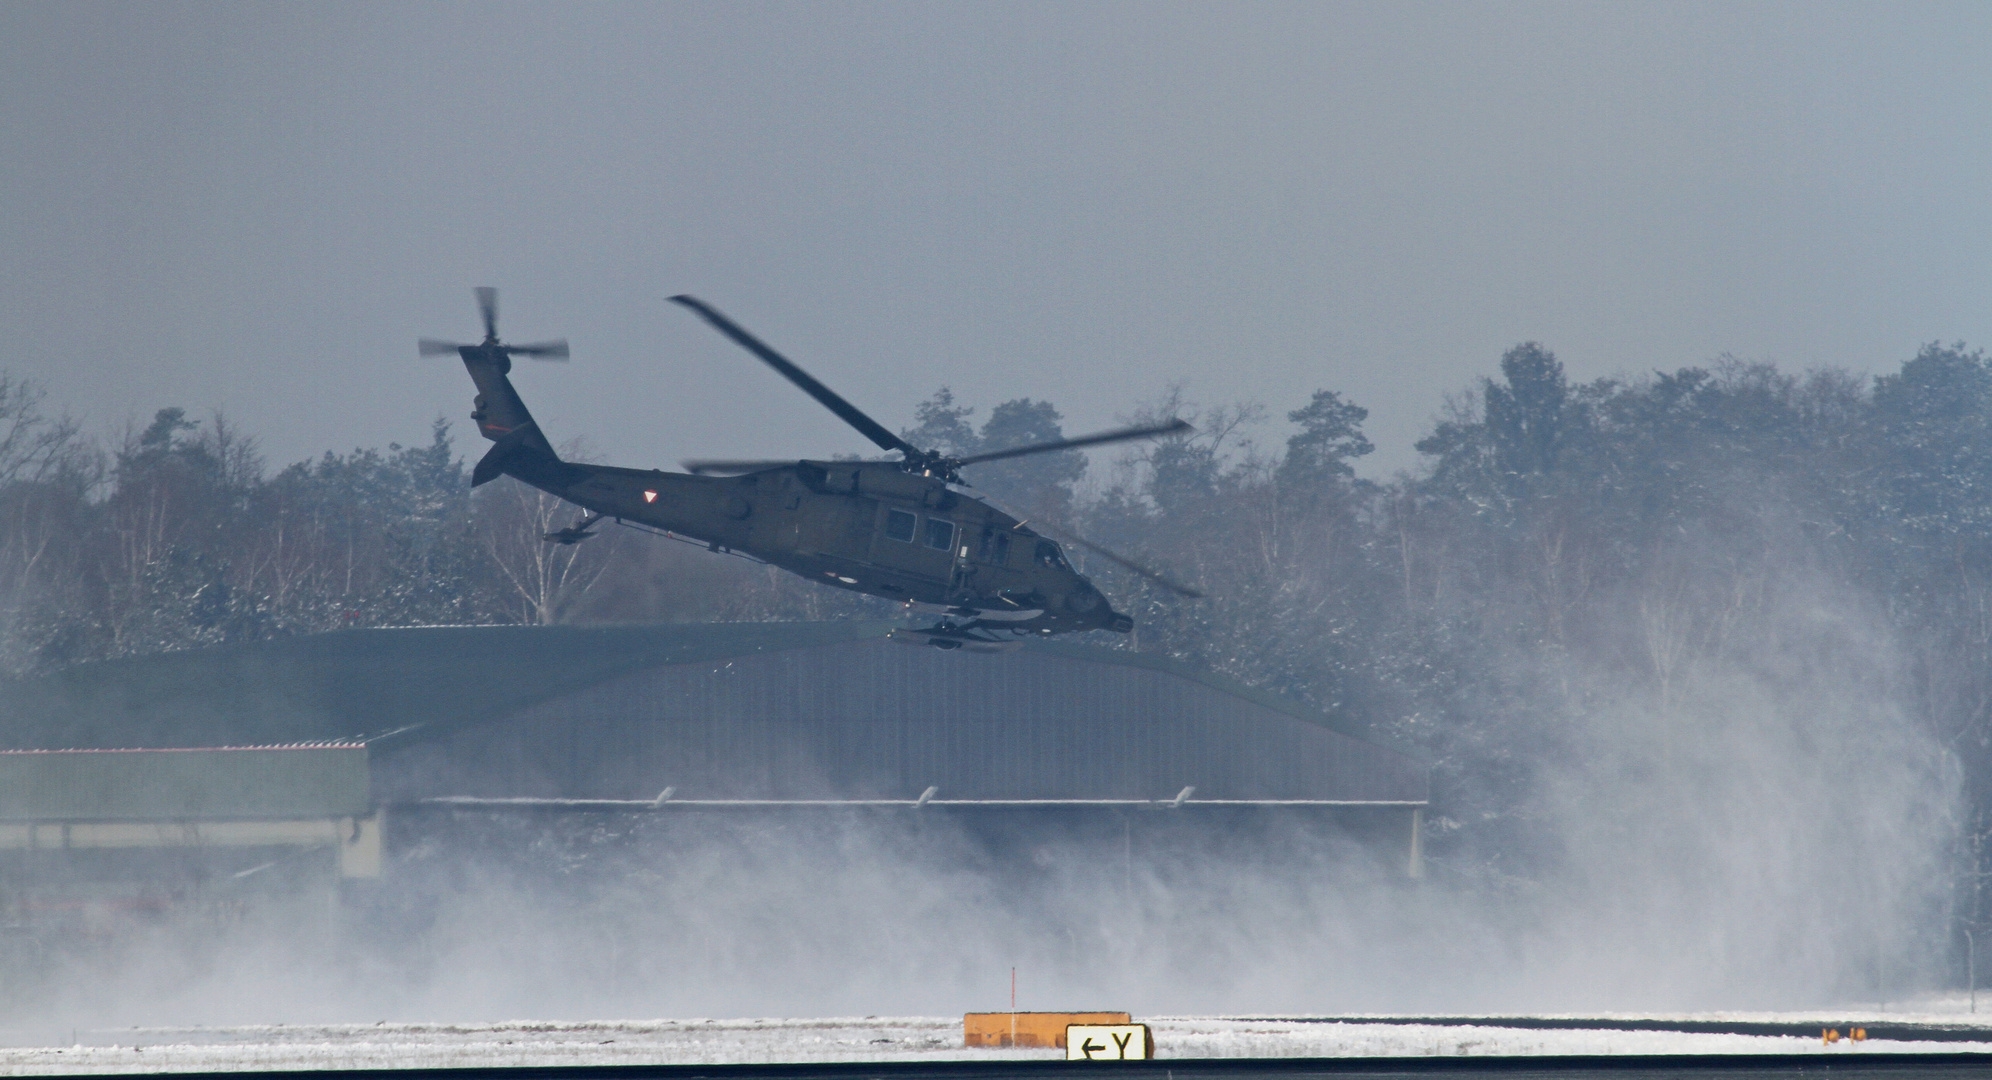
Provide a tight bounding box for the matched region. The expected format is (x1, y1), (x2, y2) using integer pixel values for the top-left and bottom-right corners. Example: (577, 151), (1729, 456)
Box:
(472, 427), (535, 487)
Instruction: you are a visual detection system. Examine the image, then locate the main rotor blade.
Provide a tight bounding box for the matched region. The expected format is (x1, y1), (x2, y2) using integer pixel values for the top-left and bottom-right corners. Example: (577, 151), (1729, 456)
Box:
(681, 458), (795, 475)
(669, 295), (918, 457)
(955, 418), (1193, 467)
(418, 338), (466, 357)
(510, 340), (570, 360)
(970, 488), (1206, 600)
(1058, 532), (1205, 598)
(475, 287), (499, 341)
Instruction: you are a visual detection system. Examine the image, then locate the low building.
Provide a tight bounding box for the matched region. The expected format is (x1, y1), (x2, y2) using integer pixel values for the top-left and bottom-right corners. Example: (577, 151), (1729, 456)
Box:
(0, 744), (377, 949)
(0, 745), (377, 875)
(0, 622), (1428, 915)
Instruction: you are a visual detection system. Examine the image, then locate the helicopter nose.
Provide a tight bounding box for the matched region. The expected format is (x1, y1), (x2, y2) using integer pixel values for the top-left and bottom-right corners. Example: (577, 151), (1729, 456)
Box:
(1062, 588), (1104, 614)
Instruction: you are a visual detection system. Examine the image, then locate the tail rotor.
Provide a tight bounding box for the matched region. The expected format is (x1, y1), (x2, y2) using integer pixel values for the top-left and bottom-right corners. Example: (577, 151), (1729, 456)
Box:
(419, 288), (570, 362)
(475, 286), (499, 343)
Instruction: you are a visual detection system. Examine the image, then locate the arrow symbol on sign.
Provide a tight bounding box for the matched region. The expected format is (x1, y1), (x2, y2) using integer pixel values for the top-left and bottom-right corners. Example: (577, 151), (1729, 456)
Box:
(1081, 1038), (1104, 1059)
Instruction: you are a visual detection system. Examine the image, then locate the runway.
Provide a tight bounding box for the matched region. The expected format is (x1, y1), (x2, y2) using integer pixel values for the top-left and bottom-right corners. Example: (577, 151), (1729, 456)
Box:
(3, 1016), (1991, 1078)
(0, 1053), (1987, 1080)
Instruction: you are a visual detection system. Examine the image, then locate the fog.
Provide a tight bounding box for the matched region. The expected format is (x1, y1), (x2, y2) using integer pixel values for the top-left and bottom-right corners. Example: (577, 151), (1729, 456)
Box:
(0, 347), (1981, 1032)
(2, 579), (1956, 1029)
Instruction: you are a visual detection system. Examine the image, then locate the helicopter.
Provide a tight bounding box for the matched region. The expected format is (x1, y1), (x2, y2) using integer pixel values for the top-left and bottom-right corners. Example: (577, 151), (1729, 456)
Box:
(420, 288), (1200, 649)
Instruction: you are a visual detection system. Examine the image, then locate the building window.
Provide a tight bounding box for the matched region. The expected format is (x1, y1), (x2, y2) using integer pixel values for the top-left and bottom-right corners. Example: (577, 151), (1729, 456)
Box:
(886, 509), (916, 542)
(924, 517), (955, 551)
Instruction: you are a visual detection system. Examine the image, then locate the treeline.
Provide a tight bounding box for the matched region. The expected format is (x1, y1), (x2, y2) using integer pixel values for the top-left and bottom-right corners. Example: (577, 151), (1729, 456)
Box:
(1070, 344), (1992, 917)
(881, 344), (1992, 936)
(0, 387), (651, 669)
(4, 346), (1991, 923)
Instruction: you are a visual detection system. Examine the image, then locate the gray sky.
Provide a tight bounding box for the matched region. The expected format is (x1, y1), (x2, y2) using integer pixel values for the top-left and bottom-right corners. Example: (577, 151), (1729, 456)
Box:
(4, 1), (1990, 478)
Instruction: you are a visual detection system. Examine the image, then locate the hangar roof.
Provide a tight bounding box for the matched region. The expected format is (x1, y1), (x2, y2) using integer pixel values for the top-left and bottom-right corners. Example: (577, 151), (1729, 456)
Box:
(0, 622), (1386, 755)
(374, 632), (1423, 803)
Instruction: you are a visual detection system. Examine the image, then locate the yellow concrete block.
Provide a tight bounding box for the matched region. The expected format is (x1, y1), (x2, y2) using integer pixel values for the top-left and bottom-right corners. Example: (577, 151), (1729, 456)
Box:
(964, 1013), (1131, 1049)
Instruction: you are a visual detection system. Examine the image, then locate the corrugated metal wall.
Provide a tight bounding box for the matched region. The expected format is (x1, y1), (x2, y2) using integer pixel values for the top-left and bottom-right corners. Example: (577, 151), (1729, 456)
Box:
(375, 639), (1426, 804)
(0, 747), (371, 821)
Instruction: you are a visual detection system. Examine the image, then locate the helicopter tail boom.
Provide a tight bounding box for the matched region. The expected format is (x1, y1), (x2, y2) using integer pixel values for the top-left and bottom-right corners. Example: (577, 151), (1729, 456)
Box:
(423, 288), (571, 488)
(459, 346), (566, 486)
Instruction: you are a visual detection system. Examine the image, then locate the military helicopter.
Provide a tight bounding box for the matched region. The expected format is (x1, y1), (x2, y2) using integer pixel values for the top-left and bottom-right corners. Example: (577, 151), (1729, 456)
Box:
(420, 288), (1199, 648)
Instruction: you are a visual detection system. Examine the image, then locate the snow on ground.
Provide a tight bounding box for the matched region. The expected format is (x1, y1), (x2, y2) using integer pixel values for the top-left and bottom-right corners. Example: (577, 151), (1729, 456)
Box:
(1149, 1017), (1992, 1059)
(0, 1014), (1991, 1074)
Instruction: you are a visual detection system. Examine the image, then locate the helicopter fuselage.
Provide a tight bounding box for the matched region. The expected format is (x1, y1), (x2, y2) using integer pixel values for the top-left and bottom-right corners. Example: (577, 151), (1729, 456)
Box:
(561, 460), (1123, 634)
(460, 344), (1129, 638)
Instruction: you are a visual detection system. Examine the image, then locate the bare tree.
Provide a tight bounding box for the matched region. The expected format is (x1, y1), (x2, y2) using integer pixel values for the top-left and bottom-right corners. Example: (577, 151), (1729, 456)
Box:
(0, 374), (89, 486)
(473, 476), (621, 624)
(0, 375), (100, 672)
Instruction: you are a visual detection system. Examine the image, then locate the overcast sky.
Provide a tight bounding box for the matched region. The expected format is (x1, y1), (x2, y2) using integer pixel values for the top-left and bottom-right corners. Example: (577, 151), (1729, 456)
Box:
(4, 1), (1990, 478)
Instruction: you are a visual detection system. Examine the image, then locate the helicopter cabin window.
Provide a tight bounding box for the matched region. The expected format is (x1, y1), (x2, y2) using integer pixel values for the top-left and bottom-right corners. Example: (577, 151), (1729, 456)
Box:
(1036, 540), (1070, 571)
(975, 526), (1011, 566)
(885, 509), (917, 542)
(923, 517), (955, 551)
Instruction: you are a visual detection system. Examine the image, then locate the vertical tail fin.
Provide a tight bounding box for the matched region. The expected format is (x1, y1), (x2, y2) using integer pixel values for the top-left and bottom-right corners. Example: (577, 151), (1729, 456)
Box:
(420, 288), (570, 483)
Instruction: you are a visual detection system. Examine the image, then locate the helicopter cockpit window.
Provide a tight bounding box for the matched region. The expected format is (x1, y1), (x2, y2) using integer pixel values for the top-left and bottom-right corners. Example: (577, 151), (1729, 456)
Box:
(1036, 540), (1070, 570)
(885, 509), (917, 542)
(923, 517), (955, 551)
